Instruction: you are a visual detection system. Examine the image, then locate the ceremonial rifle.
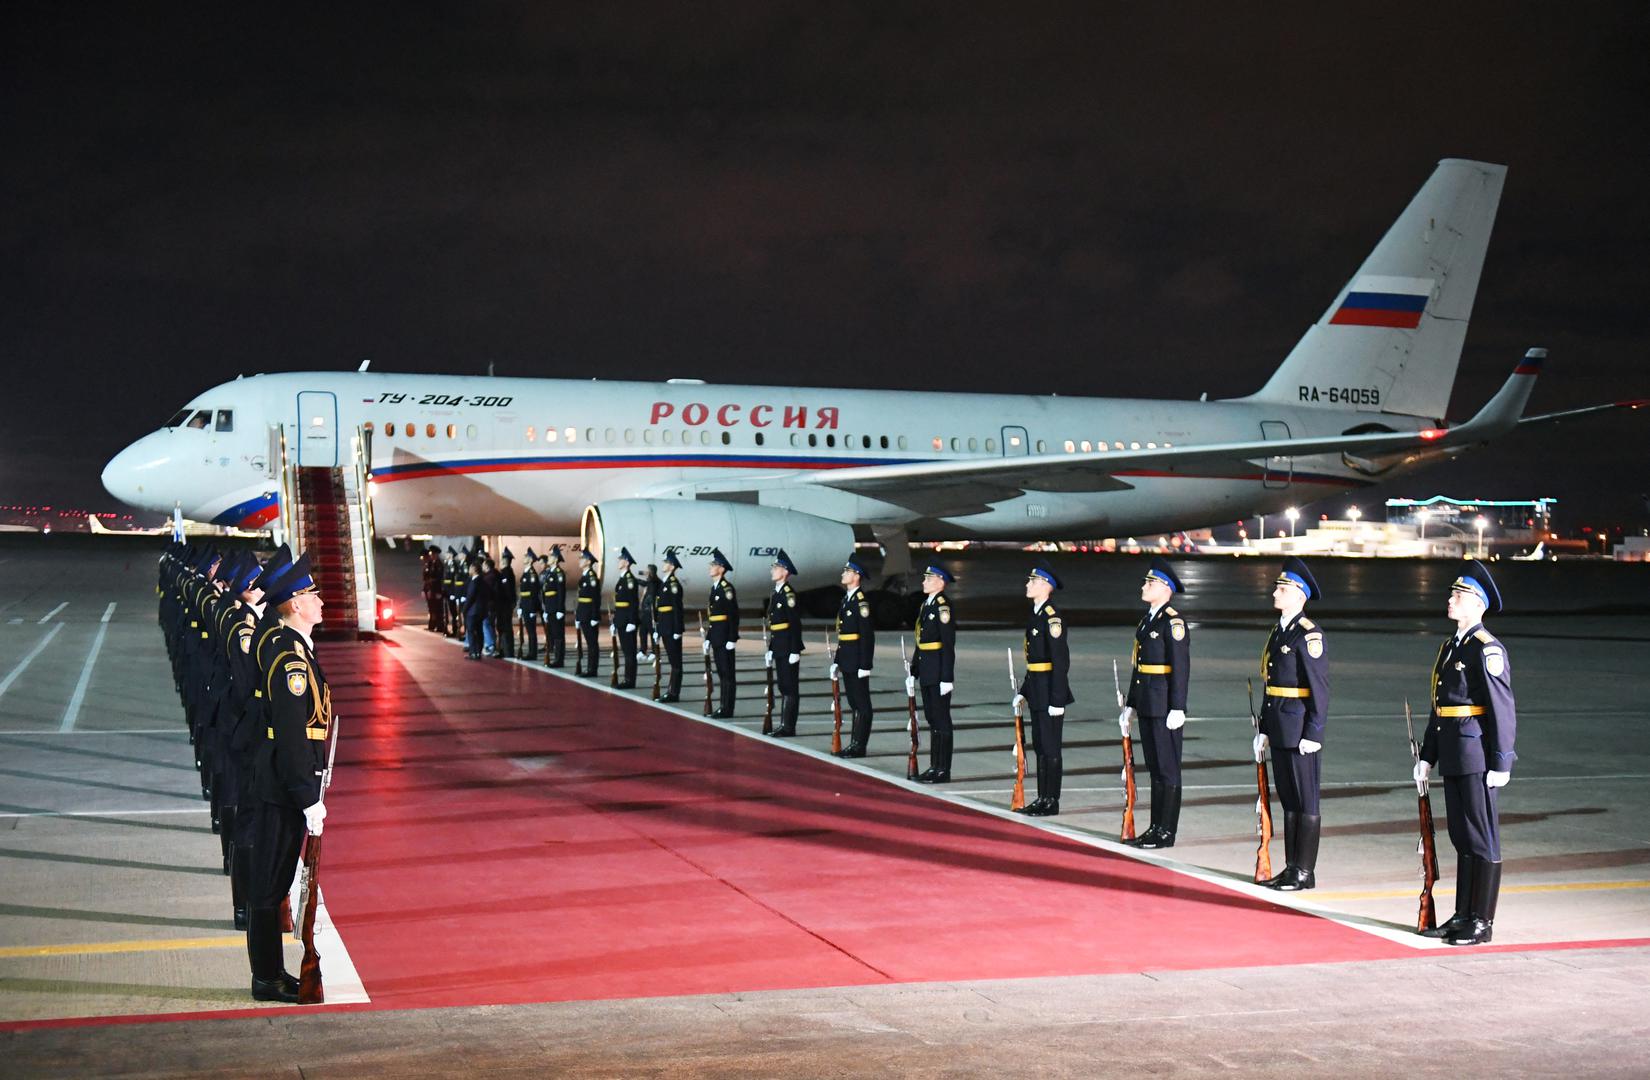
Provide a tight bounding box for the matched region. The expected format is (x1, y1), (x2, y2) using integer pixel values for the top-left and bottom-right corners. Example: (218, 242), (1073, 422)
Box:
(1247, 678), (1274, 883)
(609, 609), (620, 687)
(1008, 648), (1026, 812)
(1113, 659), (1137, 842)
(574, 603), (584, 674)
(651, 628), (663, 701)
(1406, 699), (1441, 932)
(827, 630), (843, 754)
(699, 612), (713, 716)
(901, 635), (918, 779)
(295, 713), (339, 1005)
(762, 624), (775, 735)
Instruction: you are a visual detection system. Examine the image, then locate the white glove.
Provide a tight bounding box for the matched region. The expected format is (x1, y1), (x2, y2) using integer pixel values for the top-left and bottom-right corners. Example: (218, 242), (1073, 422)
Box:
(673, 633), (681, 641)
(1413, 759), (1430, 794)
(725, 641), (736, 651)
(1118, 706), (1135, 736)
(701, 638), (712, 655)
(904, 675), (916, 696)
(1165, 709), (1186, 731)
(637, 651), (648, 662)
(625, 624), (636, 633)
(764, 650), (773, 665)
(1253, 732), (1269, 763)
(1486, 770), (1511, 789)
(303, 801), (327, 836)
(1048, 706), (1065, 717)
(830, 662), (840, 680)
(1299, 738), (1322, 755)
(1012, 693), (1027, 711)
(939, 681), (953, 696)
(788, 653), (800, 665)
(857, 668), (871, 678)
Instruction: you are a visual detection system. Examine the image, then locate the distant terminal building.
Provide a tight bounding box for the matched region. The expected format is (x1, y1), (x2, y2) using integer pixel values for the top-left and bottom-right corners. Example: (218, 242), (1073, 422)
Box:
(1385, 496), (1556, 547)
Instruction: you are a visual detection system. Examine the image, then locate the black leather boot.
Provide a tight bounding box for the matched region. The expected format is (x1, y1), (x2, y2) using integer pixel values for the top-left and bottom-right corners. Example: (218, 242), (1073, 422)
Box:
(1423, 854), (1473, 938)
(1447, 858), (1501, 945)
(1027, 760), (1060, 816)
(1263, 811), (1299, 888)
(1272, 814), (1320, 891)
(1138, 784), (1180, 848)
(248, 908), (298, 1002)
(1126, 778), (1164, 847)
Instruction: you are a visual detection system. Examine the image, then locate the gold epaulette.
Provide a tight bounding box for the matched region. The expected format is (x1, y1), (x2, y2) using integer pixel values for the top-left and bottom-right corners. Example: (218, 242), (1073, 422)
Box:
(1299, 617), (1316, 630)
(1474, 628), (1495, 645)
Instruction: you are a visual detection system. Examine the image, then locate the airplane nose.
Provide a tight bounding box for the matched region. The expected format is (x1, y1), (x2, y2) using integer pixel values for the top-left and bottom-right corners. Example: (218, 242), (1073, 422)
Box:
(102, 434), (173, 511)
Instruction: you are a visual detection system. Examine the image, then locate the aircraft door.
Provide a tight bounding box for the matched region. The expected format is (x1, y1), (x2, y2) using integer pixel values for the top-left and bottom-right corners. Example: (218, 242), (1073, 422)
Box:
(1260, 420), (1292, 489)
(1000, 426), (1031, 456)
(296, 391), (339, 468)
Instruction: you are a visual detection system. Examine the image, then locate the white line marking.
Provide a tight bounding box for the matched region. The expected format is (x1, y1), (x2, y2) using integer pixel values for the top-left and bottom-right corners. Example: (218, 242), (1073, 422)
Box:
(38, 602), (68, 624)
(0, 807), (209, 819)
(0, 623), (66, 698)
(0, 728), (185, 736)
(61, 605), (116, 732)
(100, 602), (116, 624)
(7, 618), (21, 625)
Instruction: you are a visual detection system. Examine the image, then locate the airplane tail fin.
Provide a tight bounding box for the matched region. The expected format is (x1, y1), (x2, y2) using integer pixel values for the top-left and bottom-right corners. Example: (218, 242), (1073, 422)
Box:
(1238, 158), (1507, 419)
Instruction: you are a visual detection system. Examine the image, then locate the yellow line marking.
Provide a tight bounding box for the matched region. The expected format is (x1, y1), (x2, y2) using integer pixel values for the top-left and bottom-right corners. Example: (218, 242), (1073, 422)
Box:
(0, 933), (294, 959)
(1312, 880), (1650, 902)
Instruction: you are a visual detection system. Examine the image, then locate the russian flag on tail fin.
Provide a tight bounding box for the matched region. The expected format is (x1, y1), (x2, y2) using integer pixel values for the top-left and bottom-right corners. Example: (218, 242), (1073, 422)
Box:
(1514, 348), (1546, 375)
(1329, 275), (1435, 328)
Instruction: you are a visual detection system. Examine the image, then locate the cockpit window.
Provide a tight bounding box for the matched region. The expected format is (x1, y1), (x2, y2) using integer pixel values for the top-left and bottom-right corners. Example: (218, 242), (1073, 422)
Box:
(186, 411), (211, 429)
(216, 409), (233, 432)
(165, 410), (191, 428)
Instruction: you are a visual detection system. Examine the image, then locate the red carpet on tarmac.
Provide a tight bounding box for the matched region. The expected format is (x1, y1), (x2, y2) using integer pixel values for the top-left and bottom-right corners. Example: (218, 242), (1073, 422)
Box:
(314, 629), (1412, 1012)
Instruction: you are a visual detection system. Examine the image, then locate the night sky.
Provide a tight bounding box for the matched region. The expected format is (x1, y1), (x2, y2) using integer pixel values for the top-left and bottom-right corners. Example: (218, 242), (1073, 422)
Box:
(5, 3), (1648, 528)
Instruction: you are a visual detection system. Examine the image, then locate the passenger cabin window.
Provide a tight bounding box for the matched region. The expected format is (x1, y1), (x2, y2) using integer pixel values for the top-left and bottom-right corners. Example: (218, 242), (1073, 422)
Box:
(216, 409), (233, 432)
(164, 410), (191, 428)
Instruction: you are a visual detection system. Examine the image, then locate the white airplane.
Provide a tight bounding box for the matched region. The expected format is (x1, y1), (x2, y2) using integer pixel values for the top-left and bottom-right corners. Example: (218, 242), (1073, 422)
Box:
(102, 159), (1640, 587)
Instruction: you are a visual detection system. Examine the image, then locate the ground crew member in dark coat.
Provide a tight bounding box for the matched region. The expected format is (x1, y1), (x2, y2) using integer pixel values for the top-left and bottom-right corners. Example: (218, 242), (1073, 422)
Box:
(543, 546), (567, 667)
(612, 547), (641, 688)
(1416, 560), (1517, 946)
(1122, 557), (1191, 848)
(421, 546), (444, 632)
(832, 557), (876, 757)
(638, 563), (658, 665)
(656, 551), (686, 701)
(1256, 556), (1330, 891)
(765, 550), (804, 736)
(706, 548), (740, 716)
(463, 559), (494, 659)
(576, 549), (602, 677)
(912, 564), (956, 782)
(518, 549), (542, 660)
(1014, 563), (1073, 816)
(245, 554), (332, 1004)
(494, 549), (518, 659)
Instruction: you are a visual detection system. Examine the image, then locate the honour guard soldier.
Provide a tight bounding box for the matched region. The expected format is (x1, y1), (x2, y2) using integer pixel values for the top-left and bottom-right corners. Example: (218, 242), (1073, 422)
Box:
(912, 564), (956, 782)
(832, 557), (876, 757)
(1416, 561), (1516, 945)
(612, 547), (641, 688)
(1014, 563), (1073, 816)
(1121, 557), (1190, 848)
(1256, 556), (1330, 890)
(765, 550), (804, 736)
(575, 548), (602, 677)
(655, 550), (686, 701)
(518, 549), (542, 660)
(494, 549), (518, 659)
(444, 547), (465, 638)
(245, 554), (332, 1003)
(542, 545), (567, 667)
(706, 548), (740, 716)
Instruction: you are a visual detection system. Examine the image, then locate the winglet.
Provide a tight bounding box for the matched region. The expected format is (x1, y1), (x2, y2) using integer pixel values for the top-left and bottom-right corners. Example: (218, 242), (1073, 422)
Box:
(1434, 348), (1546, 443)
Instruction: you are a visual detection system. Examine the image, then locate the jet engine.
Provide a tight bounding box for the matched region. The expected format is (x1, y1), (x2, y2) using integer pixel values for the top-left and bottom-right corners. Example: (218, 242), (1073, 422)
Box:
(581, 499), (854, 585)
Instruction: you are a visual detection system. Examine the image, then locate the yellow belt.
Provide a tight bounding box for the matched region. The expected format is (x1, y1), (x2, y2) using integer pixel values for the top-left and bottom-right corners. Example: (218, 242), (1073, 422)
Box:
(305, 727), (328, 741)
(838, 633), (860, 641)
(1436, 705), (1486, 718)
(709, 615), (729, 622)
(578, 597), (594, 603)
(1266, 686), (1311, 698)
(614, 602), (631, 607)
(1136, 664), (1171, 674)
(1026, 662), (1053, 672)
(656, 606), (675, 612)
(769, 622), (790, 630)
(917, 642), (942, 651)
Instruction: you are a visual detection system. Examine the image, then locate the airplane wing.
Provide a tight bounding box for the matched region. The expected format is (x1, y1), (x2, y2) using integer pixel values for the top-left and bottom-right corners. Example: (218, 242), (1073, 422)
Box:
(795, 350), (1556, 515)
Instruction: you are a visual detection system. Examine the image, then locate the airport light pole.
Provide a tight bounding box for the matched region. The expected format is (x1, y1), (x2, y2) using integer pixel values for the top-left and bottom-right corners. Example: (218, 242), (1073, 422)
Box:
(1286, 506), (1299, 538)
(1418, 508), (1430, 540)
(1475, 515), (1488, 558)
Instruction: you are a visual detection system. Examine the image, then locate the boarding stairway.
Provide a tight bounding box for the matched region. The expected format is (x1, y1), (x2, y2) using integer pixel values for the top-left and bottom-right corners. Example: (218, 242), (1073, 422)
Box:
(272, 424), (380, 635)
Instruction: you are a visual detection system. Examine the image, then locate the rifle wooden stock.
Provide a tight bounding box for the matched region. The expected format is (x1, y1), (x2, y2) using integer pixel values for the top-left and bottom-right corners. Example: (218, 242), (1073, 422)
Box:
(1011, 704), (1026, 811)
(609, 616), (620, 687)
(575, 613), (584, 673)
(295, 834), (324, 1004)
(906, 696), (919, 780)
(1416, 787), (1440, 932)
(651, 633), (662, 701)
(762, 629), (774, 735)
(1120, 735), (1137, 841)
(700, 614), (713, 716)
(1254, 759), (1274, 882)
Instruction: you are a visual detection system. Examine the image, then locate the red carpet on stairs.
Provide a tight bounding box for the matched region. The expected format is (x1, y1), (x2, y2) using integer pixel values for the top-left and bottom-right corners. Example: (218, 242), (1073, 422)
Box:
(315, 629), (1412, 1011)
